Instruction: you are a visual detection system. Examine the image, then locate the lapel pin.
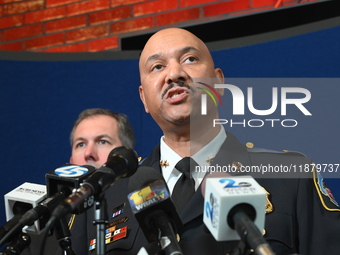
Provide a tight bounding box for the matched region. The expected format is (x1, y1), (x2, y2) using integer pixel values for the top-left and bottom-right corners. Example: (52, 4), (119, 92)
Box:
(160, 160), (169, 168)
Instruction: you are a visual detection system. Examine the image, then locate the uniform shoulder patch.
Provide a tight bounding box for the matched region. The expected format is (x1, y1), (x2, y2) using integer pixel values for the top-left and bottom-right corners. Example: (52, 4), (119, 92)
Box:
(313, 170), (340, 211)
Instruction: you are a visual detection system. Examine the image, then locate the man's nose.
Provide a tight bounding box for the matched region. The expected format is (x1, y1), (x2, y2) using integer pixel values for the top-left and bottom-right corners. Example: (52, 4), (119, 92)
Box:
(166, 61), (188, 84)
(84, 143), (99, 162)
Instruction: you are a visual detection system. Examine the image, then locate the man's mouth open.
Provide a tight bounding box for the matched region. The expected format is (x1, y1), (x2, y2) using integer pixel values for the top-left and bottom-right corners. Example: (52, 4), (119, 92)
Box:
(166, 88), (189, 103)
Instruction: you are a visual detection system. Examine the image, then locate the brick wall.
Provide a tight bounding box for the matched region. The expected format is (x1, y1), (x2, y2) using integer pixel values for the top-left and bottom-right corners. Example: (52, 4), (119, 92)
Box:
(0, 0), (317, 52)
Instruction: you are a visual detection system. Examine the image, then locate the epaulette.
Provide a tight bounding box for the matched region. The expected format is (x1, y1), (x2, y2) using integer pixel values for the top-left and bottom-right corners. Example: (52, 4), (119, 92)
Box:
(245, 142), (307, 157)
(245, 142), (339, 211)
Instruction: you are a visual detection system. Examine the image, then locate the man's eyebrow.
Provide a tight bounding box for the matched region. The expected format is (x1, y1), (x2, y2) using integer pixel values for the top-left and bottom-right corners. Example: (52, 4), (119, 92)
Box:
(72, 137), (85, 147)
(74, 137), (85, 142)
(145, 46), (200, 64)
(146, 53), (161, 64)
(73, 135), (112, 144)
(96, 134), (113, 141)
(179, 46), (199, 55)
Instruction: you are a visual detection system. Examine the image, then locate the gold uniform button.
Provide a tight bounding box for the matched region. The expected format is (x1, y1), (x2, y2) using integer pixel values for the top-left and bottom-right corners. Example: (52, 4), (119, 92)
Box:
(246, 142), (254, 148)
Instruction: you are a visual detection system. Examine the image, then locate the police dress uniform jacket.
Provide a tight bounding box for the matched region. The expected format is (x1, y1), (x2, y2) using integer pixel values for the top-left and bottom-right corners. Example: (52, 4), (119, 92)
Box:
(62, 131), (340, 255)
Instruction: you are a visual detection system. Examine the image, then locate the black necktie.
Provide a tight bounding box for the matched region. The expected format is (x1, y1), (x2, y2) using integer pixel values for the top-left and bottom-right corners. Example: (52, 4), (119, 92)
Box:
(171, 157), (197, 213)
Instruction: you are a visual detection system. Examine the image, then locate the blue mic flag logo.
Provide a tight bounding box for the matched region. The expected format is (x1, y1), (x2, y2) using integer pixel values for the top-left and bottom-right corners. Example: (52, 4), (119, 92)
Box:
(54, 165), (89, 177)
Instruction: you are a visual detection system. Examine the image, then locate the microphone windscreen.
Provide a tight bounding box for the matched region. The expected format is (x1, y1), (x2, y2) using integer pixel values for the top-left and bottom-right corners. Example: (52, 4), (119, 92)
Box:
(202, 176), (266, 241)
(127, 166), (182, 242)
(4, 182), (47, 233)
(107, 146), (138, 177)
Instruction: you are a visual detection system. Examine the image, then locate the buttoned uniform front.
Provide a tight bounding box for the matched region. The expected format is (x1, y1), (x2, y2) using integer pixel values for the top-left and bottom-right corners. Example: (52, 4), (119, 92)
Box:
(62, 131), (340, 255)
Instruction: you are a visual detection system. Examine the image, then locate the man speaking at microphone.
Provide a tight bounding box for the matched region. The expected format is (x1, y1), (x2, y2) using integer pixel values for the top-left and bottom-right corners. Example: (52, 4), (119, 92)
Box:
(63, 29), (340, 255)
(136, 28), (340, 255)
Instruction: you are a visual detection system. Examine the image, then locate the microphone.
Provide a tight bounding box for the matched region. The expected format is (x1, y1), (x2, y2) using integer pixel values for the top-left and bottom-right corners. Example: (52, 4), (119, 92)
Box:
(201, 172), (231, 197)
(3, 183), (47, 237)
(127, 167), (183, 255)
(21, 165), (97, 228)
(45, 164), (96, 214)
(202, 175), (275, 255)
(52, 146), (138, 219)
(0, 202), (33, 245)
(0, 165), (96, 247)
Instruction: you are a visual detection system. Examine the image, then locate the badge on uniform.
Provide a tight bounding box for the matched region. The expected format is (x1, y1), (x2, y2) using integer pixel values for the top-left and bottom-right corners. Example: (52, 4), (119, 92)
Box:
(111, 203), (126, 218)
(88, 226), (128, 251)
(261, 187), (274, 214)
(88, 203), (129, 251)
(107, 217), (129, 228)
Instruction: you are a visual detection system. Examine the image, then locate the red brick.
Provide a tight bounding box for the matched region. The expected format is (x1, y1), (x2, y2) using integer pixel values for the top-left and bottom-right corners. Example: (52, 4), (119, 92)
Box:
(4, 0), (44, 15)
(111, 0), (144, 8)
(44, 42), (87, 52)
(88, 36), (118, 51)
(204, 0), (250, 17)
(89, 6), (130, 25)
(66, 25), (108, 43)
(110, 16), (154, 34)
(4, 23), (43, 41)
(0, 0), (22, 4)
(156, 7), (200, 26)
(230, 6), (271, 16)
(0, 14), (23, 29)
(24, 32), (64, 50)
(0, 41), (22, 50)
(46, 15), (86, 33)
(134, 0), (178, 17)
(67, 0), (110, 17)
(180, 0), (217, 8)
(252, 0), (275, 8)
(25, 6), (66, 24)
(0, 0), (21, 4)
(46, 0), (80, 8)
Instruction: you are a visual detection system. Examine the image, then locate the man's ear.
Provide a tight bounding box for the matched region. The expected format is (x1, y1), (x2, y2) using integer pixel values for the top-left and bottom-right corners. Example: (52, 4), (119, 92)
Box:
(139, 85), (149, 113)
(215, 68), (225, 96)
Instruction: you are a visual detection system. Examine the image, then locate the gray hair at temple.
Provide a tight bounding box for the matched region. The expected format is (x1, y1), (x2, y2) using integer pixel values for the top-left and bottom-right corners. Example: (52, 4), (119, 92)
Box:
(70, 108), (135, 149)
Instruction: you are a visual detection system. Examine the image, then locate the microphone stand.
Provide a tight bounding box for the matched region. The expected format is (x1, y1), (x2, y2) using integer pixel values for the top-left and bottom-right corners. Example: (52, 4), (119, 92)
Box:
(54, 217), (76, 255)
(150, 210), (183, 255)
(233, 211), (275, 255)
(93, 193), (108, 255)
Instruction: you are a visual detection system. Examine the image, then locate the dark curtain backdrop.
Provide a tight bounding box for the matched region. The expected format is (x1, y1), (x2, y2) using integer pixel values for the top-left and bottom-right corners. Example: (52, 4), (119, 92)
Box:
(0, 25), (339, 226)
